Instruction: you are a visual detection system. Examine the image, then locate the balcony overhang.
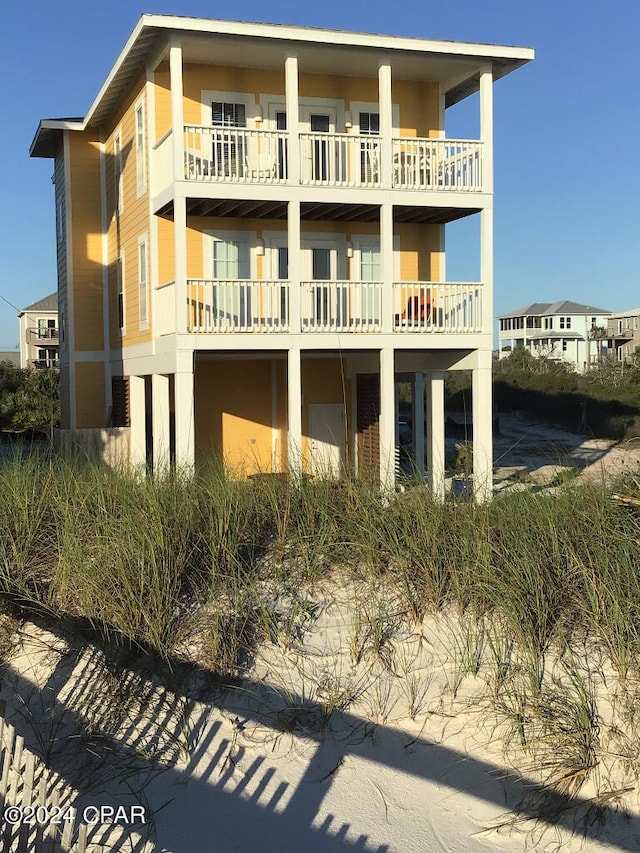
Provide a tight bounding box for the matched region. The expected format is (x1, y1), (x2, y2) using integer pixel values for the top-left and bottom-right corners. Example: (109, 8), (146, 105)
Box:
(31, 15), (533, 157)
(158, 197), (480, 225)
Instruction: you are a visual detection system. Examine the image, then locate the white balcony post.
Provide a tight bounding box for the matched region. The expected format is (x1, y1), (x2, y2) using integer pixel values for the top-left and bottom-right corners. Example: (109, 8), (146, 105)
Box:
(169, 39), (184, 181)
(288, 199), (301, 334)
(129, 375), (146, 470)
(378, 61), (393, 189)
(174, 369), (195, 471)
(479, 66), (493, 194)
(380, 203), (394, 334)
(152, 373), (170, 474)
(174, 194), (187, 334)
(379, 347), (395, 492)
(426, 371), (445, 500)
(413, 371), (425, 478)
(287, 347), (302, 473)
(285, 55), (300, 184)
(472, 356), (493, 502)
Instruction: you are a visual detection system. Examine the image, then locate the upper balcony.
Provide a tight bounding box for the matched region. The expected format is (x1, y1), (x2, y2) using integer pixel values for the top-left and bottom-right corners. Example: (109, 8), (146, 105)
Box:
(153, 127), (483, 195)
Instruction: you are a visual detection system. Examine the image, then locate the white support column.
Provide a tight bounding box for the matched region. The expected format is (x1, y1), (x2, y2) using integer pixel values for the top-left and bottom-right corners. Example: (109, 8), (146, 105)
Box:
(379, 347), (395, 491)
(174, 194), (187, 335)
(288, 199), (301, 334)
(479, 66), (494, 340)
(169, 39), (184, 181)
(426, 371), (445, 500)
(380, 203), (394, 334)
(174, 370), (195, 471)
(287, 347), (302, 473)
(413, 371), (425, 478)
(129, 375), (146, 470)
(285, 55), (300, 185)
(152, 373), (170, 474)
(378, 61), (393, 189)
(472, 357), (493, 503)
(479, 66), (493, 194)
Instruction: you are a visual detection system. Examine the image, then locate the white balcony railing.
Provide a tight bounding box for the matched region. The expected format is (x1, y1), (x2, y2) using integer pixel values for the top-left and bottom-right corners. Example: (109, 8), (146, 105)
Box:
(162, 127), (484, 191)
(393, 282), (483, 333)
(186, 280), (289, 332)
(183, 127), (288, 184)
(180, 280), (482, 334)
(299, 134), (381, 187)
(301, 281), (382, 332)
(392, 138), (483, 191)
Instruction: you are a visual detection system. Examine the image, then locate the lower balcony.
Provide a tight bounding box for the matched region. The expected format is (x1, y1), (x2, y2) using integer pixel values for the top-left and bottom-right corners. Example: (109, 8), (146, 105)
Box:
(159, 280), (483, 335)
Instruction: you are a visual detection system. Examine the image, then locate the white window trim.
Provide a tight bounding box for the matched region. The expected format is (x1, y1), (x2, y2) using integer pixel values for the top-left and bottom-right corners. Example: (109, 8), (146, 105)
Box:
(117, 249), (125, 335)
(200, 91), (259, 127)
(203, 230), (258, 280)
(114, 127), (124, 216)
(135, 97), (146, 198)
(138, 234), (149, 330)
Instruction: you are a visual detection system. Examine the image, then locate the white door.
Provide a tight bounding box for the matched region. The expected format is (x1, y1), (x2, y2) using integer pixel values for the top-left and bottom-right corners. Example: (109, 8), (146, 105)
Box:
(309, 404), (346, 476)
(299, 105), (339, 183)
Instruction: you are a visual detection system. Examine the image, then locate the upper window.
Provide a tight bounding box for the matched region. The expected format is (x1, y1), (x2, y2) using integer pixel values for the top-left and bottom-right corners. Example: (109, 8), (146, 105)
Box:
(212, 102), (247, 128)
(135, 100), (146, 195)
(116, 252), (125, 332)
(559, 316), (572, 330)
(213, 239), (250, 279)
(114, 130), (123, 215)
(138, 237), (148, 327)
(360, 245), (381, 282)
(359, 112), (380, 135)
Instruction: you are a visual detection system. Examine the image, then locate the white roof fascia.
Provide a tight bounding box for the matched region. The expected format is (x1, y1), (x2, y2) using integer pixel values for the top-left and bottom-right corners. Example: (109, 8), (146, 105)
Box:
(140, 14), (535, 60)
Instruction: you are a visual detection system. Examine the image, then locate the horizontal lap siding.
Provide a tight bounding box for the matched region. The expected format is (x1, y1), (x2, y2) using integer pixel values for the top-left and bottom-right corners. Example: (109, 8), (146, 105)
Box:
(75, 362), (106, 428)
(104, 73), (151, 349)
(69, 132), (103, 352)
(396, 224), (443, 281)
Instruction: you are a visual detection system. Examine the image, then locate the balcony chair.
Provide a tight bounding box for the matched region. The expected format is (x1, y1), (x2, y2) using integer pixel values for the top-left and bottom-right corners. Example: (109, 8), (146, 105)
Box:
(394, 294), (432, 328)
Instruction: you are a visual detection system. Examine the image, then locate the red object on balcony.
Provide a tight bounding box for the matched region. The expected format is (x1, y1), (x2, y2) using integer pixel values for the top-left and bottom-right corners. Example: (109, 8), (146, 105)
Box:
(396, 294), (432, 326)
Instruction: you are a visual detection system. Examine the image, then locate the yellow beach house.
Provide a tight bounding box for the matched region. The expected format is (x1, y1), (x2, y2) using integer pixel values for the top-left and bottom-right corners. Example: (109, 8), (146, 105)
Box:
(30, 15), (533, 497)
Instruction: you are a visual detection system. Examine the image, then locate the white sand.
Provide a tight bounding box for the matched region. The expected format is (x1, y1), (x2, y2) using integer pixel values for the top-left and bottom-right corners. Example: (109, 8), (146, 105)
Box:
(3, 587), (640, 852)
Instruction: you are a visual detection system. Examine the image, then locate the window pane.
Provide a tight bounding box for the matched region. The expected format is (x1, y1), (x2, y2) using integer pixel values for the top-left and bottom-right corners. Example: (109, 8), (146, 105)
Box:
(277, 247), (288, 280)
(360, 245), (380, 281)
(310, 114), (330, 133)
(312, 247), (331, 280)
(214, 240), (249, 279)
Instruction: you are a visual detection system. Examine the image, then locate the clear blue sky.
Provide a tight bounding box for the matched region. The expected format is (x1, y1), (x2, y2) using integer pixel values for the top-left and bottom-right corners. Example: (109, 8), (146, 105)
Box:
(1, 0), (638, 349)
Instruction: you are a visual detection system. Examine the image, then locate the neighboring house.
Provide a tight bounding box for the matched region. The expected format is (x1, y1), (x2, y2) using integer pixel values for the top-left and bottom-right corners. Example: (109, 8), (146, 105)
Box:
(0, 351), (21, 367)
(30, 14), (533, 498)
(17, 293), (60, 369)
(497, 301), (613, 371)
(606, 309), (640, 363)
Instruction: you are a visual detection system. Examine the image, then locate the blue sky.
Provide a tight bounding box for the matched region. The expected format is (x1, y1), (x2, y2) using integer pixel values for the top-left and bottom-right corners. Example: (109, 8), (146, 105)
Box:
(1, 0), (638, 349)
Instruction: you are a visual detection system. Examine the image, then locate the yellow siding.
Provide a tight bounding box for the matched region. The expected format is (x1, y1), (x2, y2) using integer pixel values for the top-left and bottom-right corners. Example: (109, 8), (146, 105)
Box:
(105, 73), (152, 348)
(183, 64), (285, 125)
(68, 132), (104, 352)
(393, 80), (440, 137)
(187, 218), (441, 281)
(195, 358), (276, 475)
(158, 215), (175, 284)
(396, 223), (442, 281)
(165, 64), (439, 136)
(154, 63), (171, 140)
(75, 362), (106, 428)
(298, 73), (378, 104)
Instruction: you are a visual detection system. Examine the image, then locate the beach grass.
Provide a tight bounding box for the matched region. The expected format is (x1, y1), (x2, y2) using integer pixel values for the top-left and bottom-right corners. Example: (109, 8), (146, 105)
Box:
(1, 452), (640, 799)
